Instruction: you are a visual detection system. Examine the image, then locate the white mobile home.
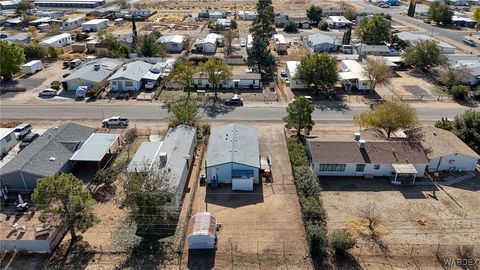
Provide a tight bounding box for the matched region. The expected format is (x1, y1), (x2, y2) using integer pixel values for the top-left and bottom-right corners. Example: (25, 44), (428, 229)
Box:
(39, 33), (73, 47)
(339, 60), (371, 92)
(62, 17), (83, 30)
(205, 123), (260, 191)
(307, 34), (338, 52)
(82, 19), (108, 32)
(273, 34), (287, 54)
(285, 61), (306, 89)
(22, 60), (44, 74)
(192, 70), (261, 90)
(108, 61), (153, 92)
(195, 33), (221, 54)
(326, 16), (353, 28)
(0, 128), (17, 157)
(156, 35), (187, 52)
(238, 10), (257, 20)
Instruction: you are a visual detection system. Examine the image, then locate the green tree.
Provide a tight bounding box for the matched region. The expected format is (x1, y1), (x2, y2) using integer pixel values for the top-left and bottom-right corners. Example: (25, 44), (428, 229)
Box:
(46, 23), (62, 37)
(0, 40), (25, 80)
(284, 21), (298, 33)
(246, 34), (275, 73)
(474, 7), (480, 25)
(451, 110), (480, 153)
(168, 60), (198, 98)
(428, 2), (453, 26)
(22, 43), (49, 59)
(32, 173), (99, 241)
(342, 28), (352, 45)
(124, 169), (175, 240)
(449, 84), (470, 100)
(139, 32), (165, 57)
(407, 0), (416, 17)
(16, 0), (32, 12)
(438, 65), (468, 90)
(169, 97), (200, 127)
(94, 167), (116, 188)
(355, 15), (391, 45)
(354, 101), (418, 138)
(306, 5), (323, 24)
(283, 96), (315, 137)
(116, 0), (128, 9)
(294, 53), (338, 94)
(344, 8), (357, 21)
(97, 29), (130, 58)
(329, 229), (357, 254)
(435, 117), (453, 131)
(404, 40), (442, 71)
(201, 58), (232, 100)
(318, 21), (329, 31)
(363, 58), (390, 95)
(250, 0), (275, 39)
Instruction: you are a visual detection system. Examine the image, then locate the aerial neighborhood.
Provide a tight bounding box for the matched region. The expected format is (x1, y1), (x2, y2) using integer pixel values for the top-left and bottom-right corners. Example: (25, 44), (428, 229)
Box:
(0, 0), (479, 268)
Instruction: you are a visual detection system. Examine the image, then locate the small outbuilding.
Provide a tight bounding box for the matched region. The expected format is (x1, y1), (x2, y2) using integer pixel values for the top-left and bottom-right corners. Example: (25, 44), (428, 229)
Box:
(187, 212), (217, 250)
(205, 123), (260, 191)
(82, 19), (108, 32)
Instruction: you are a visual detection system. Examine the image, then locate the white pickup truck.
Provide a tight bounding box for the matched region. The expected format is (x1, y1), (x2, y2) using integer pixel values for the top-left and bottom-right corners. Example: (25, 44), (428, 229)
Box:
(102, 116), (129, 128)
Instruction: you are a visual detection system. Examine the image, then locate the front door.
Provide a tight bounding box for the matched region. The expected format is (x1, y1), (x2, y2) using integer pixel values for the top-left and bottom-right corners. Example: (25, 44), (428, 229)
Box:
(234, 81), (239, 89)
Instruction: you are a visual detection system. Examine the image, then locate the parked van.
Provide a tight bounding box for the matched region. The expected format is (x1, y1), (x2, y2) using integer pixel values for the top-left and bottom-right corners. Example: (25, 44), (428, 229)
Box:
(75, 85), (90, 99)
(69, 59), (82, 69)
(13, 123), (32, 139)
(22, 60), (44, 75)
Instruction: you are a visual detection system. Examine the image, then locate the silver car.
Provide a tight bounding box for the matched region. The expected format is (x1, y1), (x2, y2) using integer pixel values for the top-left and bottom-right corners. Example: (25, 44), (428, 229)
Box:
(39, 88), (58, 97)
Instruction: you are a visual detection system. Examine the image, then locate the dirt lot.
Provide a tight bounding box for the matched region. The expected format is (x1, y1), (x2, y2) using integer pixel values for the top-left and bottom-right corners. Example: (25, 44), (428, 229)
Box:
(183, 123), (312, 269)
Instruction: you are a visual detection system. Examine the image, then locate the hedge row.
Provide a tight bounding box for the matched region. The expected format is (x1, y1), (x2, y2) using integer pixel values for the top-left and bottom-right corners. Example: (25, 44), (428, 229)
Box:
(287, 138), (328, 254)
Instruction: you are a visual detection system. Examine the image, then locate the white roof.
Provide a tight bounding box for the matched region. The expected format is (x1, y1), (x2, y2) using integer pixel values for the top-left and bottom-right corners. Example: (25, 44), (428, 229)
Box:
(23, 60), (42, 67)
(307, 33), (337, 46)
(204, 33), (221, 44)
(0, 128), (15, 140)
(143, 59), (175, 80)
(273, 34), (286, 44)
(341, 60), (368, 80)
(82, 19), (108, 25)
(286, 61), (300, 77)
(392, 163), (418, 174)
(338, 71), (358, 80)
(157, 34), (186, 44)
(327, 16), (352, 24)
(64, 16), (83, 23)
(109, 61), (153, 82)
(39, 33), (71, 45)
(70, 133), (119, 162)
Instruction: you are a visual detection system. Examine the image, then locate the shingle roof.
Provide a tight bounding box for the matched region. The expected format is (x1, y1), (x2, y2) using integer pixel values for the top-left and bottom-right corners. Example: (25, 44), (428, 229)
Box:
(308, 140), (428, 165)
(108, 61), (153, 82)
(0, 123), (95, 177)
(206, 123), (260, 168)
(61, 58), (122, 84)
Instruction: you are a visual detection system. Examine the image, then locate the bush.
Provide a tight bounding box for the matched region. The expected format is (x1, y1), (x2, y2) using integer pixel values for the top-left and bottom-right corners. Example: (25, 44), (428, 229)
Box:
(85, 86), (101, 98)
(23, 43), (48, 59)
(449, 84), (470, 100)
(284, 21), (298, 33)
(294, 166), (321, 197)
(124, 128), (137, 144)
(287, 138), (310, 167)
(50, 81), (61, 90)
(318, 21), (329, 31)
(329, 229), (357, 254)
(471, 89), (480, 101)
(299, 195), (327, 221)
(306, 221), (327, 253)
(231, 19), (237, 29)
(94, 167), (116, 187)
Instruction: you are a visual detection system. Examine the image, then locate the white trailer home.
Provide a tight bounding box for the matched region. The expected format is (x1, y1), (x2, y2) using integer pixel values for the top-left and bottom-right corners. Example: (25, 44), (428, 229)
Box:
(0, 128), (17, 157)
(39, 33), (73, 47)
(156, 35), (187, 53)
(338, 60), (371, 92)
(273, 34), (287, 54)
(194, 33), (221, 54)
(22, 60), (44, 74)
(62, 17), (83, 30)
(82, 19), (108, 32)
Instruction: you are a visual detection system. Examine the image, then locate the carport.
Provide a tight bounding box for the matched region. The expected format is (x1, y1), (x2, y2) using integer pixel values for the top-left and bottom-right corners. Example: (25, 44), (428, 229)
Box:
(391, 164), (418, 185)
(70, 133), (120, 167)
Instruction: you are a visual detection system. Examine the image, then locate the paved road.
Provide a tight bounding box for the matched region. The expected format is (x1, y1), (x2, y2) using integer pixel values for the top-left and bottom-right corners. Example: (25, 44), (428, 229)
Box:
(1, 104), (476, 122)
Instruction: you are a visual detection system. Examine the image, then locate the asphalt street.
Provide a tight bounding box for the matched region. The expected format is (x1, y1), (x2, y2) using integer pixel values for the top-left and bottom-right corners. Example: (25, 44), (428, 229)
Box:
(0, 104), (476, 123)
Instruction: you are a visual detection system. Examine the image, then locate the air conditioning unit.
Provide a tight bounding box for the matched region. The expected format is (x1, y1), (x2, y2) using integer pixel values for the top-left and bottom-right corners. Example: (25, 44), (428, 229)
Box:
(358, 139), (366, 149)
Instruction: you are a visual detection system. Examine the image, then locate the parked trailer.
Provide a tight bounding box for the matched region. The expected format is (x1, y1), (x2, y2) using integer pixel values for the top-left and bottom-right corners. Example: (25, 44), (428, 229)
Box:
(22, 60), (44, 75)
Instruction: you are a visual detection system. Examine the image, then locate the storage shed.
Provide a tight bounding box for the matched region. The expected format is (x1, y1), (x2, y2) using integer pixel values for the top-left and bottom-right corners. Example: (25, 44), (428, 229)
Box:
(82, 19), (108, 32)
(205, 123), (260, 191)
(187, 212), (217, 250)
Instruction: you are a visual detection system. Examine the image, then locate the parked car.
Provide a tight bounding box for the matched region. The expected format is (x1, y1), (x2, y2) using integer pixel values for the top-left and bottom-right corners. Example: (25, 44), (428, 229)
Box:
(423, 19), (431, 24)
(38, 88), (58, 97)
(378, 2), (390, 8)
(240, 39), (246, 47)
(102, 116), (129, 128)
(225, 94), (244, 106)
(13, 123), (32, 139)
(145, 80), (158, 89)
(280, 71), (288, 78)
(19, 133), (39, 151)
(463, 38), (476, 47)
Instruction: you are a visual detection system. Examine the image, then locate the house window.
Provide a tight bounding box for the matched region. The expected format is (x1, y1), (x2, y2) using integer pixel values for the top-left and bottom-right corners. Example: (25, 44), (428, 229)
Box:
(448, 159), (455, 165)
(356, 164), (365, 172)
(5, 134), (12, 142)
(374, 164), (380, 170)
(318, 164), (346, 172)
(125, 81), (133, 86)
(198, 80), (203, 86)
(112, 81), (117, 85)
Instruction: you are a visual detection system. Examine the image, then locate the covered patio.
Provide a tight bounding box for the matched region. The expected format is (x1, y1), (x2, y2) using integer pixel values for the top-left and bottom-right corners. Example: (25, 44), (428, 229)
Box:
(70, 133), (120, 168)
(391, 164), (418, 186)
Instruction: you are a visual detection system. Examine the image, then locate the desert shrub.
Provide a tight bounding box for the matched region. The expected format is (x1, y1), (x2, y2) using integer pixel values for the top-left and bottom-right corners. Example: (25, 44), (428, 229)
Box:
(471, 89), (480, 101)
(85, 86), (100, 98)
(294, 166), (321, 197)
(287, 138), (309, 167)
(318, 21), (329, 31)
(299, 195), (327, 221)
(94, 167), (117, 187)
(50, 81), (61, 90)
(306, 221), (327, 253)
(329, 229), (357, 253)
(449, 84), (470, 100)
(284, 21), (298, 33)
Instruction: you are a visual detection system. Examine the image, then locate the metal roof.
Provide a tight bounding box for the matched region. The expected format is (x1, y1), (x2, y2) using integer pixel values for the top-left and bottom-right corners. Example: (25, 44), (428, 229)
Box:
(127, 141), (162, 172)
(392, 164), (418, 174)
(156, 34), (186, 44)
(307, 34), (336, 46)
(206, 123), (260, 168)
(82, 19), (108, 25)
(0, 128), (15, 140)
(187, 212), (216, 237)
(286, 61), (300, 77)
(0, 124), (94, 177)
(61, 58), (122, 84)
(341, 60), (368, 80)
(70, 133), (119, 161)
(108, 61), (153, 82)
(39, 33), (71, 45)
(273, 34), (286, 44)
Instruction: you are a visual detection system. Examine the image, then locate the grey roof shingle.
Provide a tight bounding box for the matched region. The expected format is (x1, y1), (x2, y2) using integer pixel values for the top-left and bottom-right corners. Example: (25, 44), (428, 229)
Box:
(60, 58), (122, 84)
(206, 123), (260, 168)
(0, 123), (95, 177)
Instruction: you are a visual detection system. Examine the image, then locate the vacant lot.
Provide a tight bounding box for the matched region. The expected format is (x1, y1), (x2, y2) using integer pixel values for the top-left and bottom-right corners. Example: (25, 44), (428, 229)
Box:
(320, 175), (480, 268)
(184, 124), (312, 269)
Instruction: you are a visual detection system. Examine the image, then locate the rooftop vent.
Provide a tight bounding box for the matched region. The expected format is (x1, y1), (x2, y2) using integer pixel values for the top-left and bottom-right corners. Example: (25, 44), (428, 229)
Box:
(354, 132), (361, 141)
(358, 139), (366, 149)
(49, 157), (56, 161)
(123, 65), (127, 70)
(93, 64), (100, 71)
(159, 152), (167, 164)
